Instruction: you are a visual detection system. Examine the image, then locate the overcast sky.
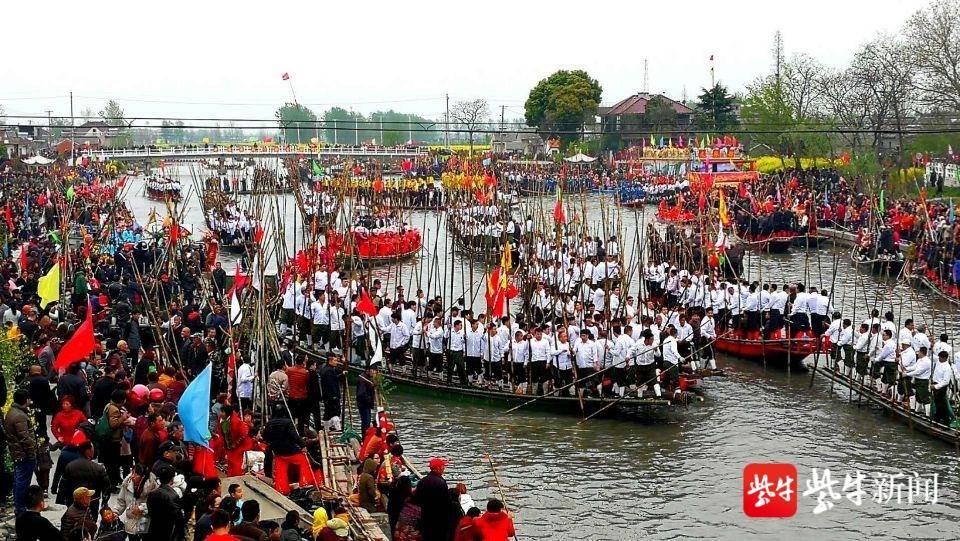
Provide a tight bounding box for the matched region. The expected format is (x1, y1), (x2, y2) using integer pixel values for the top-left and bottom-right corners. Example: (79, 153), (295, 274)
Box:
(1, 0), (928, 127)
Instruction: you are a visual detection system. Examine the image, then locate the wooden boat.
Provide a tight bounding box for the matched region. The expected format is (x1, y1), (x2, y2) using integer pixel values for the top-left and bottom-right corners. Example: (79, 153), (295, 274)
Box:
(446, 220), (520, 264)
(808, 364), (960, 447)
(916, 271), (960, 306)
(792, 233), (828, 249)
(338, 243), (421, 267)
(296, 347), (720, 421)
(714, 329), (827, 372)
(850, 245), (905, 277)
(740, 231), (797, 253)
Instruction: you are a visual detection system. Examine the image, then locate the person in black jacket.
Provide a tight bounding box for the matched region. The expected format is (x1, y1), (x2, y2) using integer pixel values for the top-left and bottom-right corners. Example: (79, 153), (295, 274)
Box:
(15, 485), (65, 541)
(146, 465), (185, 541)
(306, 357), (324, 431)
(318, 356), (343, 429)
(417, 458), (451, 541)
(262, 408), (318, 495)
(90, 366), (119, 420)
(60, 442), (110, 508)
(26, 365), (55, 433)
(355, 362), (378, 434)
(57, 363), (90, 417)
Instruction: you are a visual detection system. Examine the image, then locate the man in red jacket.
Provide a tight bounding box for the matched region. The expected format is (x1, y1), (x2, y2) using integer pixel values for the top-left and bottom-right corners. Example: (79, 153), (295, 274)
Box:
(137, 413), (165, 469)
(474, 499), (515, 541)
(283, 354), (311, 432)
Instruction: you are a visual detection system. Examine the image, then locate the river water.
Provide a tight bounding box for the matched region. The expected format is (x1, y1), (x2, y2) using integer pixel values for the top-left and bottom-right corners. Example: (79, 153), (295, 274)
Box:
(129, 167), (960, 540)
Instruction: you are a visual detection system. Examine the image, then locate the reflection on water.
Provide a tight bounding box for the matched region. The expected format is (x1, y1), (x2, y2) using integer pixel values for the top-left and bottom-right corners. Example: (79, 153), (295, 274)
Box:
(129, 168), (960, 539)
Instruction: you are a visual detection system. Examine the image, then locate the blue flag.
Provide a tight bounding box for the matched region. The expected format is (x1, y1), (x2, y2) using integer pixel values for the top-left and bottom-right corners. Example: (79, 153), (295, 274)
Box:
(179, 363), (212, 447)
(950, 200), (956, 224)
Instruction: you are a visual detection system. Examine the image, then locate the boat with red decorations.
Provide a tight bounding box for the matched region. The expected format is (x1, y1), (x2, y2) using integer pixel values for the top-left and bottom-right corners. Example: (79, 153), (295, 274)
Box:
(714, 327), (828, 372)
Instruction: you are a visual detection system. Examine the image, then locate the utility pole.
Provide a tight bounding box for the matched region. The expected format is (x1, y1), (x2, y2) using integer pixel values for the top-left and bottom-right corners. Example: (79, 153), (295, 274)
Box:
(354, 118), (358, 145)
(643, 58), (649, 94)
(69, 91), (75, 164)
(45, 110), (52, 146)
(500, 105), (505, 132)
(773, 30), (784, 90)
(445, 93), (450, 150)
(407, 113), (412, 144)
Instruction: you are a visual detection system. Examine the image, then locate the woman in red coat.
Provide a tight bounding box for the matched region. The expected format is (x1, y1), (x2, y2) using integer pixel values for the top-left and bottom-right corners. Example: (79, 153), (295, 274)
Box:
(51, 396), (87, 446)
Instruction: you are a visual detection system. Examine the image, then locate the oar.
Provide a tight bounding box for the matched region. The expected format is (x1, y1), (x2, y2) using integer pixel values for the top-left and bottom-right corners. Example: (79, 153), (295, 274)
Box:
(482, 453), (519, 541)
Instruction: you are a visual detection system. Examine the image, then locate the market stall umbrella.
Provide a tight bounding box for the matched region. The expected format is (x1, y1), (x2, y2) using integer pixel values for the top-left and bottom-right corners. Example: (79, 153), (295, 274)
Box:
(564, 152), (597, 163)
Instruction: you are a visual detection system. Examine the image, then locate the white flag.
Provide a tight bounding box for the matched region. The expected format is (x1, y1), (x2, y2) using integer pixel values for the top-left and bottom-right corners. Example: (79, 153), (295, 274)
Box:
(230, 291), (243, 325)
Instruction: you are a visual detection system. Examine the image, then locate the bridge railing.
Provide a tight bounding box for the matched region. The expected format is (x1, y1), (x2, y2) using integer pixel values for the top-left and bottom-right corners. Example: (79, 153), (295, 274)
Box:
(81, 144), (431, 160)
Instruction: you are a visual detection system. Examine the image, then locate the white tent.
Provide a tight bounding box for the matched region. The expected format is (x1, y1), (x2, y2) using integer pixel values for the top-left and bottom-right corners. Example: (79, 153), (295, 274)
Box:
(564, 152), (596, 163)
(22, 155), (54, 165)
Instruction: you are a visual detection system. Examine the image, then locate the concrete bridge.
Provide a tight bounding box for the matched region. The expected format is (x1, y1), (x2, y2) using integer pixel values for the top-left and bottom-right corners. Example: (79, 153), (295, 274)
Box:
(81, 144), (431, 161)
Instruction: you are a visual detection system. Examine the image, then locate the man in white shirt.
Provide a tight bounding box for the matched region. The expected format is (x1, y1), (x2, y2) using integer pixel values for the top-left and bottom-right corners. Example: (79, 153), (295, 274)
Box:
(327, 293), (346, 353)
(630, 330), (659, 396)
(480, 324), (504, 383)
(853, 323), (872, 379)
(528, 327), (551, 395)
(823, 312), (843, 369)
(932, 351), (955, 425)
(699, 307), (718, 370)
(446, 319), (467, 385)
(836, 318), (854, 375)
(874, 329), (896, 395)
(573, 330), (597, 396)
(311, 291), (330, 351)
(465, 319), (484, 382)
(388, 313), (412, 367)
(903, 346), (931, 415)
(426, 317), (446, 373)
(660, 326), (682, 396)
(237, 356), (256, 413)
(789, 284), (811, 332)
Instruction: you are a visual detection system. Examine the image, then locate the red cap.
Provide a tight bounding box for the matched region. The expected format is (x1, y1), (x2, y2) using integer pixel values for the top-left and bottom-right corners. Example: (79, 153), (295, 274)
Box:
(71, 429), (89, 447)
(428, 457), (448, 470)
(149, 388), (165, 402)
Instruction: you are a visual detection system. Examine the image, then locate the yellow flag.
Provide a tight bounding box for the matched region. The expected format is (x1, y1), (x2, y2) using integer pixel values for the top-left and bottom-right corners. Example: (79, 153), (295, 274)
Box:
(500, 240), (512, 273)
(38, 263), (60, 308)
(718, 189), (730, 227)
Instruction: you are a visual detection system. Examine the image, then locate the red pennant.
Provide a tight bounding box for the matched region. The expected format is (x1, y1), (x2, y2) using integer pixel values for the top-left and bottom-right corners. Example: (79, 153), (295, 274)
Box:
(254, 223), (264, 244)
(4, 204), (13, 232)
(54, 300), (96, 371)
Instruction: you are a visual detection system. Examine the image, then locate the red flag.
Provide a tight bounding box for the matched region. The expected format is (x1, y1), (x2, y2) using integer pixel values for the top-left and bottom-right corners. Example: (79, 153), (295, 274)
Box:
(4, 204), (13, 232)
(553, 200), (565, 224)
(227, 346), (237, 396)
(738, 182), (748, 199)
(54, 300), (96, 371)
(254, 223), (264, 245)
(168, 222), (180, 246)
(281, 72), (290, 81)
(117, 176), (127, 188)
(230, 262), (249, 294)
(357, 288), (377, 317)
(697, 191), (706, 212)
(19, 245), (28, 272)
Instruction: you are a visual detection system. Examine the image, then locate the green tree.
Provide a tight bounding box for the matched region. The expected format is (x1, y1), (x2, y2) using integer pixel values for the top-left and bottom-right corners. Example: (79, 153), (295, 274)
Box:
(323, 107), (367, 144)
(276, 102), (317, 144)
(694, 84), (739, 132)
(99, 100), (125, 124)
(641, 96), (678, 135)
(525, 70), (602, 145)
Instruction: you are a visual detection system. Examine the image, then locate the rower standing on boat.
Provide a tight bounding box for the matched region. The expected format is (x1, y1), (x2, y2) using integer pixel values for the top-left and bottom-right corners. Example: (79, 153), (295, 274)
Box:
(932, 351), (955, 425)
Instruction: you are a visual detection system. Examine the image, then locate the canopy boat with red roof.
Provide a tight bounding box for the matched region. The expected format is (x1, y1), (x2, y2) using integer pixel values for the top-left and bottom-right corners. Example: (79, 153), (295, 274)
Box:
(322, 206), (422, 267)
